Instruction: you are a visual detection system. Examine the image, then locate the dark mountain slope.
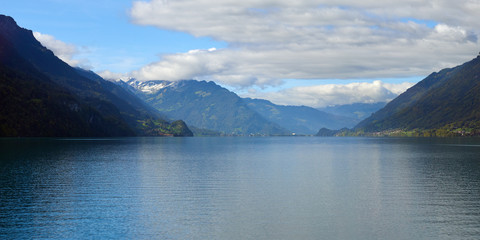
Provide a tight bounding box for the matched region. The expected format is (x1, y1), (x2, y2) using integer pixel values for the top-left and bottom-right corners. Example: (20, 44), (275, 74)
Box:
(0, 15), (192, 136)
(0, 15), (94, 93)
(243, 98), (357, 134)
(0, 34), (132, 136)
(356, 55), (480, 133)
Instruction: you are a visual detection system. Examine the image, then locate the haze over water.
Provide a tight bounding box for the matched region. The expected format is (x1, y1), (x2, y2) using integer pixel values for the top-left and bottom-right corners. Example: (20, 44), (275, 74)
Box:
(1, 137), (479, 239)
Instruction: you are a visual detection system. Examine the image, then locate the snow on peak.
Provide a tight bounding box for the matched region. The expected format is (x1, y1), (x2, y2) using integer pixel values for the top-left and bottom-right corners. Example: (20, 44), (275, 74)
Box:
(127, 80), (176, 94)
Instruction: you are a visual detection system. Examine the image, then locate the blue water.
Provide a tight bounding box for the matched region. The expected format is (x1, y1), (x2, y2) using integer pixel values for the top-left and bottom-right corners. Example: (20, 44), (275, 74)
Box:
(1, 137), (479, 239)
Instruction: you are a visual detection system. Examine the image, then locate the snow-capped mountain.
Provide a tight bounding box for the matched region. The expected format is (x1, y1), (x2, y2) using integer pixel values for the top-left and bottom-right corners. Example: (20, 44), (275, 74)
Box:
(125, 79), (178, 94)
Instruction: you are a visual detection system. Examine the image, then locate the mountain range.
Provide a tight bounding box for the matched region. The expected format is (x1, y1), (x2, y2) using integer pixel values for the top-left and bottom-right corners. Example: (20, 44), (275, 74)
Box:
(318, 102), (387, 120)
(6, 14), (477, 138)
(0, 14), (363, 137)
(120, 79), (364, 135)
(242, 98), (357, 134)
(121, 79), (291, 135)
(0, 15), (192, 137)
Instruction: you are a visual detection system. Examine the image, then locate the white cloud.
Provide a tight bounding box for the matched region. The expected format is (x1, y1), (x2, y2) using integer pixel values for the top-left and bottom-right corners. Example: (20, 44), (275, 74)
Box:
(128, 0), (479, 86)
(241, 81), (415, 108)
(97, 70), (130, 81)
(33, 32), (91, 69)
(130, 48), (284, 87)
(131, 48), (224, 81)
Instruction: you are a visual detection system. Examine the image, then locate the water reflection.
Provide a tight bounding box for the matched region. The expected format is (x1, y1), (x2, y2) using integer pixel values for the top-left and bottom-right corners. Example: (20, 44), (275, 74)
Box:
(0, 137), (479, 239)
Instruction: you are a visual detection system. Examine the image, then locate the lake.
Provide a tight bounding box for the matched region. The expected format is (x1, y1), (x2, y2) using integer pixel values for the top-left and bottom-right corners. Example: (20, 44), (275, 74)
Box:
(1, 137), (479, 239)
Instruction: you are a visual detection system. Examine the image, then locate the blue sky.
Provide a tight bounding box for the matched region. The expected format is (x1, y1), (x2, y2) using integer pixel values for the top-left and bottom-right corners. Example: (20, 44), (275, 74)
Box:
(3, 0), (479, 107)
(3, 0), (227, 72)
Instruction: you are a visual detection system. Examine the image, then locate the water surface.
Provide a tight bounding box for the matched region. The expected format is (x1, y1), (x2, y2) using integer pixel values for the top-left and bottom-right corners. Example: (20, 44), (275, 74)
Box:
(1, 137), (479, 239)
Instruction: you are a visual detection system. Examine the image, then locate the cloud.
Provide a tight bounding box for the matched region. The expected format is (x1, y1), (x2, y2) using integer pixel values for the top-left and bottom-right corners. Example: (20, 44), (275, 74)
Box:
(130, 48), (283, 87)
(128, 0), (479, 86)
(33, 32), (91, 69)
(241, 81), (415, 108)
(97, 70), (130, 81)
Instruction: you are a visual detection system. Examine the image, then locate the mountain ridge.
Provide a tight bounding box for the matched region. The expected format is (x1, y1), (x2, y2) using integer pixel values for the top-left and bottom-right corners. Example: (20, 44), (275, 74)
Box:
(318, 102), (387, 120)
(352, 55), (480, 136)
(242, 97), (358, 134)
(121, 79), (361, 135)
(122, 79), (291, 135)
(0, 14), (192, 137)
(0, 29), (133, 136)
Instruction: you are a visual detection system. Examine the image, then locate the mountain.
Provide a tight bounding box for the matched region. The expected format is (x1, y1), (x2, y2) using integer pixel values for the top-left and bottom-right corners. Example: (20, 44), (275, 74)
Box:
(123, 79), (291, 135)
(355, 55), (480, 136)
(318, 102), (387, 120)
(0, 34), (133, 136)
(0, 15), (192, 137)
(242, 98), (357, 134)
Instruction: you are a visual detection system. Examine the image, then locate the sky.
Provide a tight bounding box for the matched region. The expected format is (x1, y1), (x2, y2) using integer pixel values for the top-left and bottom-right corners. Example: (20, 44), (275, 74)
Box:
(3, 0), (479, 108)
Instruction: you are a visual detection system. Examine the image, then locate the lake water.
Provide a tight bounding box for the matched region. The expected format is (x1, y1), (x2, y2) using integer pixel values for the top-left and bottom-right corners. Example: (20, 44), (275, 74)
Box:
(0, 137), (479, 239)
